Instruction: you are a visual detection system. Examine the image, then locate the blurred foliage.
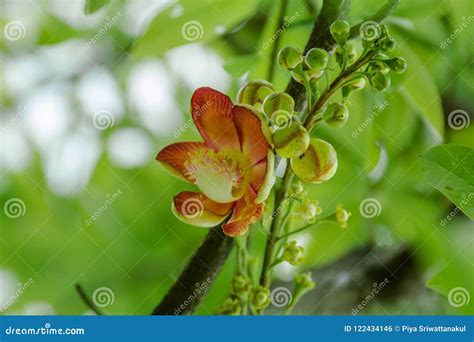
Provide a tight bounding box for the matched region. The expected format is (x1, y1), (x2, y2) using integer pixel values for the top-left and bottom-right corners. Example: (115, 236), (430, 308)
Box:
(0, 0), (472, 316)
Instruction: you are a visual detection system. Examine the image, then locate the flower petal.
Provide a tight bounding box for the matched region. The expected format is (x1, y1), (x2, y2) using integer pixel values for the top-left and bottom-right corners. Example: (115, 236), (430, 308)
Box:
(156, 142), (209, 182)
(172, 191), (233, 227)
(191, 87), (240, 151)
(254, 151), (275, 204)
(233, 105), (272, 166)
(222, 188), (264, 237)
(185, 149), (250, 203)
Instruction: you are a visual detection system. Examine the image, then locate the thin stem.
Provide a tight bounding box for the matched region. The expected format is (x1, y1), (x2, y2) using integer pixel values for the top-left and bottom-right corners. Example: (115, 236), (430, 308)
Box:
(75, 284), (104, 315)
(267, 0), (289, 82)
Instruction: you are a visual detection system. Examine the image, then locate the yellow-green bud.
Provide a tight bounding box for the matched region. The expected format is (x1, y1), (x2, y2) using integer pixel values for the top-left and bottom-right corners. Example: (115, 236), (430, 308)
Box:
(304, 48), (329, 79)
(330, 20), (350, 45)
(237, 80), (275, 110)
(384, 57), (407, 74)
(272, 118), (310, 158)
(342, 76), (367, 98)
(283, 240), (304, 266)
(294, 272), (315, 290)
(291, 138), (338, 184)
(370, 72), (391, 91)
(290, 63), (306, 84)
(220, 297), (241, 315)
(335, 43), (357, 66)
(231, 274), (251, 296)
(323, 103), (349, 128)
(263, 92), (295, 117)
(380, 36), (396, 52)
(335, 205), (351, 228)
(250, 286), (270, 310)
(292, 180), (305, 198)
(367, 60), (390, 74)
(278, 46), (303, 70)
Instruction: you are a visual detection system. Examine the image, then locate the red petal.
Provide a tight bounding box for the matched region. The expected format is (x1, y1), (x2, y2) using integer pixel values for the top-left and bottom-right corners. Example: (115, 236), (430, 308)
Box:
(156, 142), (209, 182)
(191, 87), (240, 151)
(233, 105), (270, 166)
(222, 188), (264, 237)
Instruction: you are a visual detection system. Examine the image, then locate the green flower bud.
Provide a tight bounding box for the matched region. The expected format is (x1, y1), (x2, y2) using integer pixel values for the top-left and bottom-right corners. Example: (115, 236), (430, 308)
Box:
(290, 63), (306, 84)
(278, 46), (303, 70)
(335, 43), (357, 67)
(291, 138), (338, 184)
(384, 57), (407, 74)
(322, 103), (349, 128)
(220, 297), (241, 315)
(272, 118), (310, 158)
(304, 48), (329, 79)
(294, 271), (315, 290)
(237, 80), (275, 110)
(231, 274), (251, 297)
(370, 72), (391, 91)
(263, 92), (295, 117)
(335, 205), (351, 228)
(292, 180), (306, 198)
(367, 60), (390, 75)
(330, 20), (350, 45)
(283, 240), (304, 266)
(250, 286), (270, 310)
(342, 75), (367, 98)
(380, 36), (396, 52)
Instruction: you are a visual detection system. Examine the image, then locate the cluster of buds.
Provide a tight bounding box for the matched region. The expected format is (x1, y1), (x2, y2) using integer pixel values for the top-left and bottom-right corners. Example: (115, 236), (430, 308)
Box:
(282, 240), (305, 266)
(278, 46), (329, 84)
(250, 285), (271, 310)
(220, 297), (241, 315)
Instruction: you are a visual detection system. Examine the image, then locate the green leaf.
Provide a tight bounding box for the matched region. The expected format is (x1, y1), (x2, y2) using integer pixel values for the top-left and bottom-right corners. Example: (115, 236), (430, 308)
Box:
(392, 33), (444, 141)
(132, 0), (260, 58)
(85, 0), (110, 15)
(420, 144), (474, 219)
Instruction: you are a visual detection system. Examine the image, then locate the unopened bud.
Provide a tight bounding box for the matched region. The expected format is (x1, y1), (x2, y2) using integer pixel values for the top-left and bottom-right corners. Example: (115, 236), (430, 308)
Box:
(220, 297), (241, 315)
(283, 240), (305, 266)
(370, 72), (391, 91)
(304, 48), (329, 79)
(272, 118), (310, 158)
(335, 205), (351, 228)
(330, 20), (350, 45)
(323, 103), (349, 128)
(278, 46), (303, 70)
(384, 57), (407, 74)
(250, 286), (270, 310)
(263, 92), (295, 117)
(237, 80), (275, 110)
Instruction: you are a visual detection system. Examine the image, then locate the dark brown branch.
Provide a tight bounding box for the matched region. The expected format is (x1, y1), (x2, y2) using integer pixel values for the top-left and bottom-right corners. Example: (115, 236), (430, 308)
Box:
(151, 225), (234, 315)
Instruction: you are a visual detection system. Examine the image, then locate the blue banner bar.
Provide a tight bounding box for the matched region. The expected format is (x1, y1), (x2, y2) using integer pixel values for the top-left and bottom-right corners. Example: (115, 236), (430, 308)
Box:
(0, 316), (472, 341)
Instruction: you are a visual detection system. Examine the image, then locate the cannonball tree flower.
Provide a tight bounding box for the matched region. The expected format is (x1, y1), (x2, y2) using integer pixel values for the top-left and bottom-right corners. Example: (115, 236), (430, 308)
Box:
(156, 87), (275, 237)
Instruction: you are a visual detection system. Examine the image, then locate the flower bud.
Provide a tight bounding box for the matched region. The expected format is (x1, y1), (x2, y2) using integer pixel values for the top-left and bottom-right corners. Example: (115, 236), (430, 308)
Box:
(231, 274), (251, 297)
(292, 180), (305, 198)
(263, 92), (295, 117)
(278, 46), (303, 70)
(369, 72), (391, 91)
(380, 36), (396, 52)
(272, 118), (310, 158)
(330, 20), (350, 45)
(384, 57), (407, 74)
(250, 286), (270, 310)
(367, 60), (390, 74)
(335, 205), (351, 228)
(283, 240), (304, 266)
(294, 271), (315, 290)
(342, 75), (367, 98)
(304, 48), (329, 79)
(220, 297), (241, 315)
(335, 43), (357, 67)
(291, 138), (338, 184)
(237, 80), (275, 110)
(322, 102), (349, 128)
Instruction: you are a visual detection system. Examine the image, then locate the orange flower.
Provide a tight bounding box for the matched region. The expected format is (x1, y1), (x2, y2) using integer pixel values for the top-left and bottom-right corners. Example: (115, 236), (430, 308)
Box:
(157, 87), (275, 236)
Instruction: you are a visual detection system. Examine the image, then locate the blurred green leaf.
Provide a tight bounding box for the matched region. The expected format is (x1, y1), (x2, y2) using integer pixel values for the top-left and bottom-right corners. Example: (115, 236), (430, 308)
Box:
(85, 0), (110, 15)
(420, 144), (474, 219)
(132, 0), (260, 58)
(392, 35), (445, 141)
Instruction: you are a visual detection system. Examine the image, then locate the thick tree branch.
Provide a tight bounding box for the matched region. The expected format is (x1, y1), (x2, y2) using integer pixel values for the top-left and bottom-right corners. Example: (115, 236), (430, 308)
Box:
(151, 225), (234, 315)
